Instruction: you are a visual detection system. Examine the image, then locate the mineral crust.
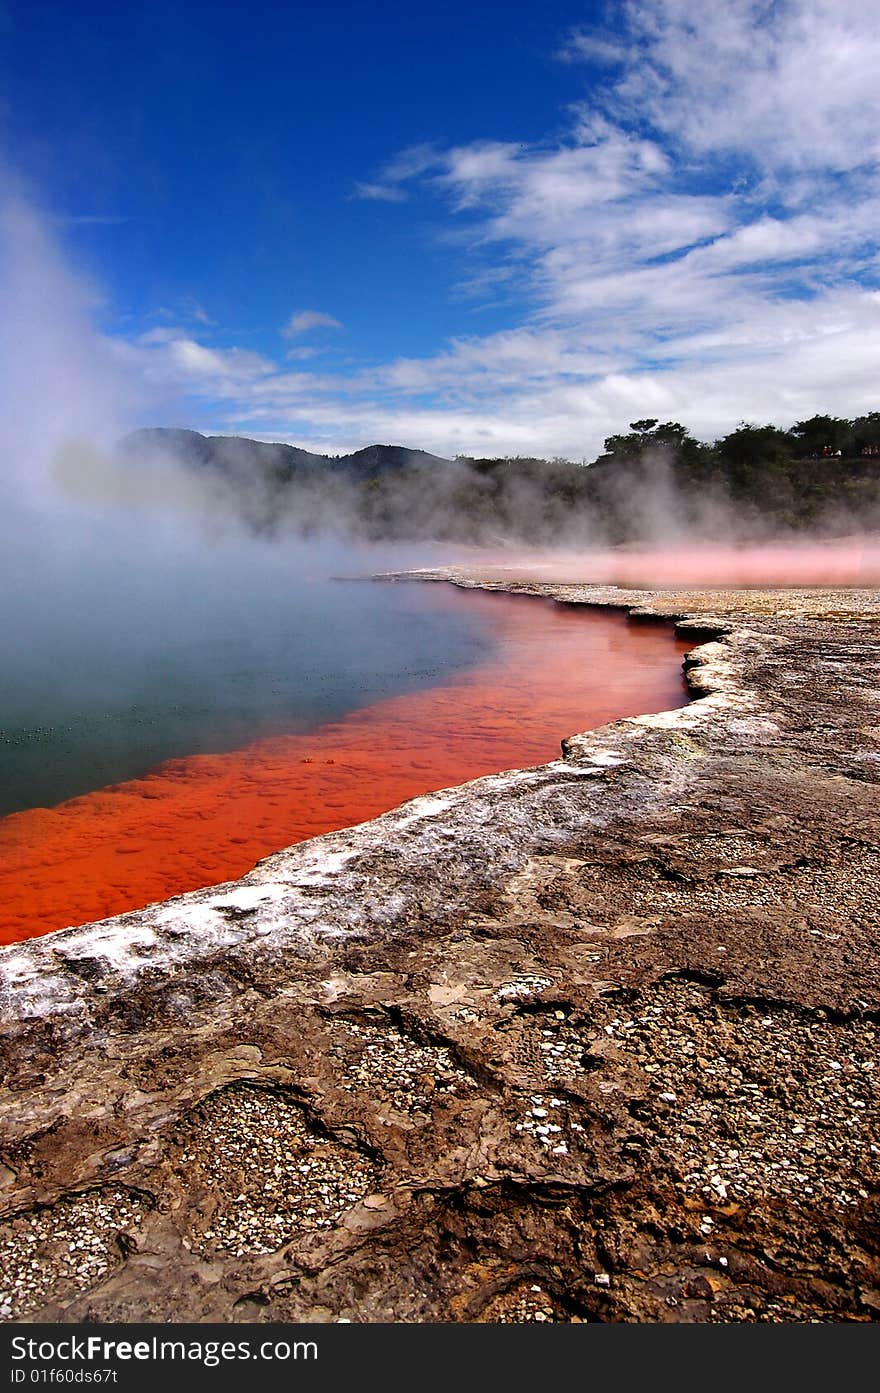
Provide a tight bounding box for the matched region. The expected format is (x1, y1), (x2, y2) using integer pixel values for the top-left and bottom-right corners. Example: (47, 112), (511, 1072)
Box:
(0, 574), (878, 1323)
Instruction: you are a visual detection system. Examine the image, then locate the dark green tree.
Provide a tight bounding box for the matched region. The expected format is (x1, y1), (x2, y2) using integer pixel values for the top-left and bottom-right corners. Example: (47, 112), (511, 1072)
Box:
(852, 412), (880, 451)
(713, 423), (794, 499)
(790, 414), (853, 456)
(716, 423), (793, 467)
(602, 419), (700, 462)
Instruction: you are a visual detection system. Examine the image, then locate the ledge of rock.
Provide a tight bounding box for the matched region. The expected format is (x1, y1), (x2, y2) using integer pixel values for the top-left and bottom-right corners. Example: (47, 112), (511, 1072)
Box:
(0, 573), (878, 1324)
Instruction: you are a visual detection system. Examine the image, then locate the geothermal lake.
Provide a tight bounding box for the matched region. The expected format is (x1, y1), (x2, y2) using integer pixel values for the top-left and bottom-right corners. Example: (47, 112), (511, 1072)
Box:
(0, 565), (492, 817)
(0, 548), (691, 945)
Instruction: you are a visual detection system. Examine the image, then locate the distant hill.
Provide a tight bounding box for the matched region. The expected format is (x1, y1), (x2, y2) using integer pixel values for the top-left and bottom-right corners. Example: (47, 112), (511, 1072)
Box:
(122, 418), (880, 543)
(122, 428), (456, 536)
(124, 429), (450, 481)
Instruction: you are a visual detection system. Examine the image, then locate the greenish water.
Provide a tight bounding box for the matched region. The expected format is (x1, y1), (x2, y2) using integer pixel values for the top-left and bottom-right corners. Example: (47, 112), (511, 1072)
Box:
(0, 540), (488, 816)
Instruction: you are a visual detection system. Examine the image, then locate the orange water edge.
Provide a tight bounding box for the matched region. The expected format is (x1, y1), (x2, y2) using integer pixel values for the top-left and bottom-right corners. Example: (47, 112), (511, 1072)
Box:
(0, 589), (692, 945)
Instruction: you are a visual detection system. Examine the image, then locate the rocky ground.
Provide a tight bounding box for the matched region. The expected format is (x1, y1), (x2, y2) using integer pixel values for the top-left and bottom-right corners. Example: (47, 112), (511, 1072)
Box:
(0, 571), (878, 1324)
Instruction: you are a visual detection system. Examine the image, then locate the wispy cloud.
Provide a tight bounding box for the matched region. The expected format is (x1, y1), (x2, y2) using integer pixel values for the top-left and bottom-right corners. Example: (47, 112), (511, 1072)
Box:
(557, 32), (628, 67)
(120, 1), (880, 458)
(593, 0), (880, 175)
(281, 309), (342, 337)
(184, 297), (215, 327)
(150, 298), (216, 329)
(58, 214), (129, 227)
(351, 142), (443, 202)
(351, 181), (409, 203)
(382, 142), (441, 182)
(128, 328), (276, 401)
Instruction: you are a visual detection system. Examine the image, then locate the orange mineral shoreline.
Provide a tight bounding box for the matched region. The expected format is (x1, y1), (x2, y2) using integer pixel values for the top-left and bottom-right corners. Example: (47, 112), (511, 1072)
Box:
(0, 587), (692, 945)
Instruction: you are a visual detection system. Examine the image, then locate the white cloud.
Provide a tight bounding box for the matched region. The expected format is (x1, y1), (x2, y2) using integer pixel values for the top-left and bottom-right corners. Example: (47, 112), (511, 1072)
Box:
(127, 330), (275, 399)
(59, 214), (128, 227)
(351, 143), (444, 202)
(558, 32), (629, 67)
(281, 309), (342, 337)
(604, 0), (880, 175)
(175, 276), (877, 462)
(381, 143), (442, 182)
(184, 298), (215, 327)
(149, 298), (216, 328)
(352, 181), (409, 203)
(117, 1), (880, 460)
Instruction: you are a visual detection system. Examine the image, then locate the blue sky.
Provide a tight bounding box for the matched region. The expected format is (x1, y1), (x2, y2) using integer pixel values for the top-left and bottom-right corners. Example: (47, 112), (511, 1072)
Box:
(2, 0), (880, 458)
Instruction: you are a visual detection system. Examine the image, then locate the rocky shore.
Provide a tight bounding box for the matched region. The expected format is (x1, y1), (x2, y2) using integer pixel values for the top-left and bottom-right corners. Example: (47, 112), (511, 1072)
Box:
(0, 572), (878, 1323)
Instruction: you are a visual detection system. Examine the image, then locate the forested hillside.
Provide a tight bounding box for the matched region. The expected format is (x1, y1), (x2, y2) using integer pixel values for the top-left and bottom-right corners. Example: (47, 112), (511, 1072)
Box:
(125, 412), (880, 543)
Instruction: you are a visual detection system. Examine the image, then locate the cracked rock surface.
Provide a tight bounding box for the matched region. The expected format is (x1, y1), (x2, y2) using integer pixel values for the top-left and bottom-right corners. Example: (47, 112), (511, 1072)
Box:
(0, 572), (878, 1323)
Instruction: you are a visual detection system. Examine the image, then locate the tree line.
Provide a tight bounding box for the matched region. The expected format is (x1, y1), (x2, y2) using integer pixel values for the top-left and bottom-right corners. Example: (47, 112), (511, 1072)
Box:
(131, 413), (880, 544)
(441, 411), (880, 542)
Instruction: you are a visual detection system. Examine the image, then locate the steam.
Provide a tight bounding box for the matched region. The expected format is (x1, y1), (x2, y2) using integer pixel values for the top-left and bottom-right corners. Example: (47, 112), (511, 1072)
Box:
(2, 191), (878, 654)
(0, 198), (476, 821)
(468, 538), (880, 589)
(0, 195), (416, 562)
(0, 200), (135, 519)
(1, 188), (879, 826)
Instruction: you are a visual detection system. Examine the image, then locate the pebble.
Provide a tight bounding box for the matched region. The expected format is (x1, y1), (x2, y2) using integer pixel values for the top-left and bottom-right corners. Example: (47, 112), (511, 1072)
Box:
(0, 1188), (147, 1320)
(515, 1094), (578, 1157)
(172, 1085), (378, 1257)
(481, 1281), (560, 1324)
(597, 981), (878, 1207)
(508, 978), (879, 1210)
(330, 1019), (476, 1119)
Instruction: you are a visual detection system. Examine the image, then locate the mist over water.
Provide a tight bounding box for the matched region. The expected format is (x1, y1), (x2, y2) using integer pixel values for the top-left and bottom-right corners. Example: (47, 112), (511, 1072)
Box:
(471, 538), (880, 589)
(0, 201), (484, 814)
(2, 194), (877, 832)
(0, 545), (491, 816)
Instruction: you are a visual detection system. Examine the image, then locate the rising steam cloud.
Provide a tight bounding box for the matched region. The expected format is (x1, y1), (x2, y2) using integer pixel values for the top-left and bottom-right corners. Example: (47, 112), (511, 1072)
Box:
(2, 194), (879, 592)
(0, 199), (138, 517)
(0, 198), (456, 803)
